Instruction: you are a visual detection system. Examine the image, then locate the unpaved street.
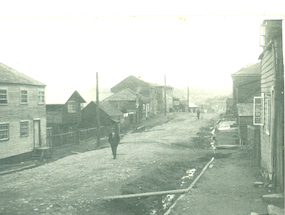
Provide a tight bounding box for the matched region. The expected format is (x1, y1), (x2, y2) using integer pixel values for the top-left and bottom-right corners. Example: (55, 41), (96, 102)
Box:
(0, 112), (220, 214)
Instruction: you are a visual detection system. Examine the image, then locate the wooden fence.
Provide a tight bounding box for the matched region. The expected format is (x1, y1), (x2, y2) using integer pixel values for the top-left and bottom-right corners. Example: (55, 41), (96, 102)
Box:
(47, 126), (112, 148)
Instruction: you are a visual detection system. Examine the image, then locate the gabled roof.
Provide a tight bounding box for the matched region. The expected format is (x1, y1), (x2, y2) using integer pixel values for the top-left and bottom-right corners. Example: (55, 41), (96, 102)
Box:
(231, 62), (261, 77)
(66, 90), (86, 104)
(104, 88), (150, 102)
(88, 101), (123, 117)
(111, 75), (152, 93)
(237, 103), (253, 117)
(0, 62), (45, 86)
(46, 89), (86, 104)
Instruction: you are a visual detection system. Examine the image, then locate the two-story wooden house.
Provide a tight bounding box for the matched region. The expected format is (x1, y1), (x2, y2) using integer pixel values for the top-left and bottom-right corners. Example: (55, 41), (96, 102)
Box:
(0, 62), (46, 160)
(111, 75), (174, 115)
(46, 90), (86, 135)
(111, 75), (158, 115)
(104, 88), (150, 126)
(253, 20), (284, 192)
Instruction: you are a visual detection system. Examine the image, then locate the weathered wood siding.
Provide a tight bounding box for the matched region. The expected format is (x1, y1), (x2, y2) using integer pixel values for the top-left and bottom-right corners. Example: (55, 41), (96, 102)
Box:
(232, 76), (260, 103)
(260, 48), (275, 174)
(0, 84), (46, 159)
(81, 102), (118, 128)
(62, 102), (82, 124)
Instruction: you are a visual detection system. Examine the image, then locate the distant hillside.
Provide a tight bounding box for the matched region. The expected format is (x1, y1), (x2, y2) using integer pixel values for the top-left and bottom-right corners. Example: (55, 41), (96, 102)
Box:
(173, 87), (232, 105)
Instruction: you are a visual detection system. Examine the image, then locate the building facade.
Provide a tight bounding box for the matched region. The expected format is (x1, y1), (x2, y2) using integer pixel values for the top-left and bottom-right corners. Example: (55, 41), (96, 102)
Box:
(0, 63), (46, 160)
(46, 90), (86, 135)
(254, 20), (284, 192)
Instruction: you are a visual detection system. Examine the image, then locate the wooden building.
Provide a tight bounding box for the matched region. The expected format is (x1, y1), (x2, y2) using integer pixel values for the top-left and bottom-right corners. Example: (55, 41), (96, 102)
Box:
(231, 62), (261, 144)
(111, 75), (174, 115)
(81, 101), (123, 129)
(231, 62), (261, 103)
(153, 84), (174, 112)
(104, 88), (150, 126)
(253, 20), (284, 192)
(46, 90), (86, 135)
(111, 76), (158, 114)
(0, 62), (46, 160)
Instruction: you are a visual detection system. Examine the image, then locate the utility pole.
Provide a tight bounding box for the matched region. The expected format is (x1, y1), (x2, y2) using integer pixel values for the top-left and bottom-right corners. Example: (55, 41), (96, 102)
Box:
(164, 74), (167, 116)
(96, 72), (101, 148)
(187, 86), (189, 112)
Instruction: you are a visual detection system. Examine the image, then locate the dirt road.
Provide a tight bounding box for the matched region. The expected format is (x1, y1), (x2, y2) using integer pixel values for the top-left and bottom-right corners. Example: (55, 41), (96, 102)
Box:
(1, 112), (269, 215)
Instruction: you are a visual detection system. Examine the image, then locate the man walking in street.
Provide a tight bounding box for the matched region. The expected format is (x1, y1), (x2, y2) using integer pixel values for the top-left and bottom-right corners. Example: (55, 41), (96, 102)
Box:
(108, 126), (120, 159)
(196, 109), (201, 119)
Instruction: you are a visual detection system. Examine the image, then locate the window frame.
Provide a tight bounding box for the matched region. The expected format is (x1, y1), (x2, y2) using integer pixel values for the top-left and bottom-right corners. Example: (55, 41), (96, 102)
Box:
(253, 95), (264, 126)
(20, 120), (29, 137)
(0, 88), (8, 105)
(0, 123), (9, 141)
(38, 90), (45, 104)
(264, 97), (271, 135)
(67, 101), (77, 113)
(20, 89), (28, 104)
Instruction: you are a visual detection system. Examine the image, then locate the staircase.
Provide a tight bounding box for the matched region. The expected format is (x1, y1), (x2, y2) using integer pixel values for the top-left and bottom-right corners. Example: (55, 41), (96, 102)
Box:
(32, 147), (52, 161)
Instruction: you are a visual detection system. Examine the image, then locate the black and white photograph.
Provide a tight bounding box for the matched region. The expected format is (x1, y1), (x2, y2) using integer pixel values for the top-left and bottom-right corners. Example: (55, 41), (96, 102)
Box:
(0, 2), (284, 214)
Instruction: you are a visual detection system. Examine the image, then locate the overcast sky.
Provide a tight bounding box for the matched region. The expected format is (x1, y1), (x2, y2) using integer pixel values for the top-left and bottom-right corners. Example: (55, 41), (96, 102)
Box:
(0, 1), (283, 95)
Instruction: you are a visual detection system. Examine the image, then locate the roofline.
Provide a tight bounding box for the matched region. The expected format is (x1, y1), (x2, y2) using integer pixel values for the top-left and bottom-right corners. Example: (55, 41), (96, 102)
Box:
(0, 82), (46, 87)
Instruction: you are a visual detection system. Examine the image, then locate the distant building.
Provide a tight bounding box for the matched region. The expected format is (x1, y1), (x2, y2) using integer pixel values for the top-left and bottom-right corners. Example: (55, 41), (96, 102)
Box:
(188, 103), (198, 113)
(111, 75), (174, 114)
(46, 90), (86, 135)
(104, 88), (150, 126)
(0, 62), (46, 160)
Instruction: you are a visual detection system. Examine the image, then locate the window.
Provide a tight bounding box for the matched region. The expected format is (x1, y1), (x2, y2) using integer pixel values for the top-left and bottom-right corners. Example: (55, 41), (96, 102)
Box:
(68, 101), (76, 113)
(21, 90), (28, 103)
(38, 91), (45, 104)
(146, 103), (150, 112)
(253, 96), (264, 125)
(20, 121), (29, 137)
(259, 24), (265, 47)
(0, 89), (8, 104)
(0, 123), (9, 141)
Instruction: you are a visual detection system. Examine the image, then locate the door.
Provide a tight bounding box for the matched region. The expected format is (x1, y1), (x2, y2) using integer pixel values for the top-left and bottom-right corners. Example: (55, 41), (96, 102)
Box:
(33, 120), (41, 148)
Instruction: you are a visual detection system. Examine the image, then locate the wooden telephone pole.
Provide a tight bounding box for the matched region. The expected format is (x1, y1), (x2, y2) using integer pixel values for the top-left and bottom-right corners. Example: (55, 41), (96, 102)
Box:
(96, 72), (101, 147)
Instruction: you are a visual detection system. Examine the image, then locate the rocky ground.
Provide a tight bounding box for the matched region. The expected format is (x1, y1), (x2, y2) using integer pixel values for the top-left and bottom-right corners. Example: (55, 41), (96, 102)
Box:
(0, 112), (281, 215)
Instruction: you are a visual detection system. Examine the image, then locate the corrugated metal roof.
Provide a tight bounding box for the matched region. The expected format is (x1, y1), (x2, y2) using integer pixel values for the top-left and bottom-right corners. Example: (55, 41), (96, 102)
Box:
(104, 88), (150, 102)
(231, 62), (261, 77)
(237, 103), (253, 116)
(0, 62), (45, 86)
